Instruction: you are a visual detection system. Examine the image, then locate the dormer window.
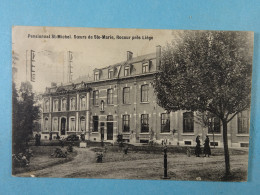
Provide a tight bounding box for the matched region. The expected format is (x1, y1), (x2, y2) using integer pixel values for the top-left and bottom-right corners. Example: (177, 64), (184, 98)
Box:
(108, 69), (113, 79)
(142, 62), (149, 73)
(124, 66), (130, 76)
(94, 72), (100, 81)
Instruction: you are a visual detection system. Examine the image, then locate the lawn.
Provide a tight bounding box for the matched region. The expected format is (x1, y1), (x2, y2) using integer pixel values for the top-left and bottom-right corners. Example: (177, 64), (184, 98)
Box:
(14, 145), (249, 182)
(12, 146), (77, 175)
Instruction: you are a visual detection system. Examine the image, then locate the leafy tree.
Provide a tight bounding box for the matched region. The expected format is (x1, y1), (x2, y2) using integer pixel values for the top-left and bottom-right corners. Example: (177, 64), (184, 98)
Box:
(12, 81), (40, 153)
(154, 30), (253, 176)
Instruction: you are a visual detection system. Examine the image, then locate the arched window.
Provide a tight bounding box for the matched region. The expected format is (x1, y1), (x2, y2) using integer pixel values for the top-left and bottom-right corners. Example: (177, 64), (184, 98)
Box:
(80, 116), (86, 131)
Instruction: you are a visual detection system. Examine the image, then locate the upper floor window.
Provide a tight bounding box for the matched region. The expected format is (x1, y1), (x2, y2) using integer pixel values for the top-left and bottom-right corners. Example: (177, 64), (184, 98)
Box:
(183, 112), (194, 133)
(124, 66), (130, 76)
(93, 90), (99, 106)
(141, 84), (149, 102)
(208, 116), (221, 134)
(69, 117), (76, 131)
(94, 72), (99, 81)
(44, 99), (49, 112)
(141, 114), (149, 133)
(238, 110), (250, 134)
(93, 116), (99, 132)
(123, 115), (130, 132)
(123, 87), (130, 104)
(70, 98), (76, 111)
(107, 89), (113, 104)
(53, 99), (59, 112)
(108, 69), (113, 79)
(161, 113), (170, 133)
(80, 96), (86, 110)
(61, 98), (67, 111)
(142, 62), (149, 73)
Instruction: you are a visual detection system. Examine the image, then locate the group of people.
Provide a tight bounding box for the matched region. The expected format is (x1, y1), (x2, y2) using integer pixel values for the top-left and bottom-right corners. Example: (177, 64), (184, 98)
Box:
(195, 135), (211, 157)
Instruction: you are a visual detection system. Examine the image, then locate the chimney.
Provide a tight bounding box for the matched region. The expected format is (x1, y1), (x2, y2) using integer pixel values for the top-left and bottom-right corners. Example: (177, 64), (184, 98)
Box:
(156, 45), (161, 70)
(127, 51), (133, 61)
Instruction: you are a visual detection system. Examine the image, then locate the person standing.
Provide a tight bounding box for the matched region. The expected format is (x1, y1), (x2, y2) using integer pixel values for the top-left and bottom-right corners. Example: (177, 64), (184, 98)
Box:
(204, 135), (211, 157)
(195, 135), (201, 157)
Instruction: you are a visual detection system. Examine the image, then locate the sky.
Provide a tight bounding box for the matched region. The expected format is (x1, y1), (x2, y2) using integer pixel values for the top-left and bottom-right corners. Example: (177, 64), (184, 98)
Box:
(12, 26), (175, 93)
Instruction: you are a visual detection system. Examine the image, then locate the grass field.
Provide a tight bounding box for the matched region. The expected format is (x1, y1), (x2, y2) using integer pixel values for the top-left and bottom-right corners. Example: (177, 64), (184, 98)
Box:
(14, 145), (248, 181)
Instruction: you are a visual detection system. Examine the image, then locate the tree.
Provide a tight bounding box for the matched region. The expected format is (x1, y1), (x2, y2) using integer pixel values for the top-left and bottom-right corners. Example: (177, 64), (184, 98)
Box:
(154, 30), (253, 176)
(12, 81), (40, 153)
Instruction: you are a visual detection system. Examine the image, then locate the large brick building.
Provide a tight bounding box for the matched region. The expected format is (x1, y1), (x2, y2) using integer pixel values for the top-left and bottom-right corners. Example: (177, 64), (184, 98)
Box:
(41, 46), (250, 147)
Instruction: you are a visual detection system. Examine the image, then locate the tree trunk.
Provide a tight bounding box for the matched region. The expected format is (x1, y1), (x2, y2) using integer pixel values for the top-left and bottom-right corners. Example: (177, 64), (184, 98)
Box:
(222, 120), (231, 176)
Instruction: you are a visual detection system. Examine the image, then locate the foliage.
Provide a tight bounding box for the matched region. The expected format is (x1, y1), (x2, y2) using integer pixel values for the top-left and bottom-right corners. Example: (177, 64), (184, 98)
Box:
(12, 82), (40, 154)
(154, 30), (253, 175)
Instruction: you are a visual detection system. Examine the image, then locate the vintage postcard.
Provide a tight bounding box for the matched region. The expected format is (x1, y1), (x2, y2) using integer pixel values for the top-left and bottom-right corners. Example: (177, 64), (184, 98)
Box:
(12, 26), (254, 181)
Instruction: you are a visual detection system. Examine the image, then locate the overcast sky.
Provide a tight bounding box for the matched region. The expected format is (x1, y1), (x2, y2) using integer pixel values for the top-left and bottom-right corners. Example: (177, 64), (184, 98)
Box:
(12, 26), (175, 93)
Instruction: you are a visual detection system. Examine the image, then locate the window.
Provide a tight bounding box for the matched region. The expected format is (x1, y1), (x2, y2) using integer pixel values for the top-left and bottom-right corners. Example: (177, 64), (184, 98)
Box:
(238, 111), (250, 134)
(142, 62), (149, 73)
(93, 90), (99, 106)
(80, 96), (86, 110)
(123, 87), (130, 104)
(208, 116), (221, 134)
(53, 100), (59, 112)
(123, 115), (130, 132)
(44, 117), (49, 131)
(93, 116), (99, 132)
(124, 66), (130, 76)
(69, 117), (76, 131)
(44, 100), (49, 112)
(141, 84), (149, 102)
(183, 112), (194, 133)
(94, 72), (99, 81)
(141, 114), (149, 133)
(107, 89), (113, 104)
(108, 69), (113, 79)
(101, 100), (104, 111)
(70, 98), (76, 110)
(52, 118), (58, 131)
(161, 113), (170, 132)
(80, 117), (86, 131)
(61, 98), (67, 111)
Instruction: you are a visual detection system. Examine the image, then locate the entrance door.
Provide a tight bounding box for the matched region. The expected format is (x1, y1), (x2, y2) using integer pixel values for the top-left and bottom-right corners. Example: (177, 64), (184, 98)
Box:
(107, 115), (113, 140)
(61, 118), (66, 135)
(100, 122), (105, 141)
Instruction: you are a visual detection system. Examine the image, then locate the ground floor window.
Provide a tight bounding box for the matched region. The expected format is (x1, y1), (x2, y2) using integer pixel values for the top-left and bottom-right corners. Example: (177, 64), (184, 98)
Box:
(52, 117), (58, 131)
(141, 114), (149, 133)
(93, 116), (99, 132)
(161, 113), (170, 133)
(44, 117), (49, 131)
(208, 116), (221, 134)
(238, 111), (250, 134)
(80, 117), (86, 131)
(69, 117), (76, 131)
(183, 112), (194, 133)
(123, 115), (130, 132)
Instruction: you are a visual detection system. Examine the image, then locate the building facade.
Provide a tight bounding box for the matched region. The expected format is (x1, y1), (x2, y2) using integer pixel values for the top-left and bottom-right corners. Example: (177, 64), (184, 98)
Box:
(41, 46), (250, 148)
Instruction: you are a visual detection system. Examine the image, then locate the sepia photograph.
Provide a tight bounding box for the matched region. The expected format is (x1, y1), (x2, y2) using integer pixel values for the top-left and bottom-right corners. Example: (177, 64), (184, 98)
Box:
(12, 26), (254, 181)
